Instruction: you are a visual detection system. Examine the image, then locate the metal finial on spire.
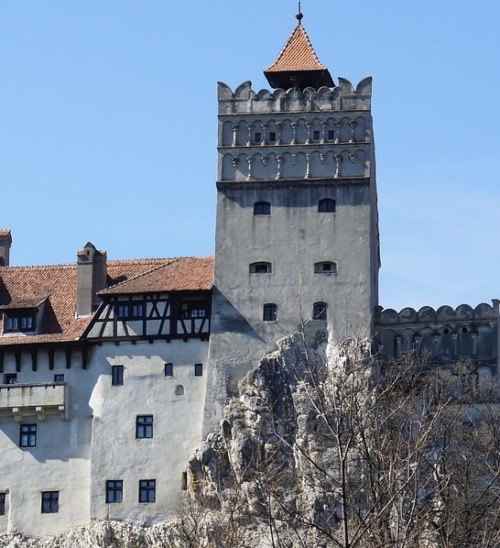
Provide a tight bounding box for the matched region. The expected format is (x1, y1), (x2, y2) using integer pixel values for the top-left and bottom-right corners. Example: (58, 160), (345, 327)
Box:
(296, 0), (303, 22)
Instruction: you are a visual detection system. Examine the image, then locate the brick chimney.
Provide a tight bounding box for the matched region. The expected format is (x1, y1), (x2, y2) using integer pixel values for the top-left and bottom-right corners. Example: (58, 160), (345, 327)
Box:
(0, 230), (12, 267)
(76, 242), (107, 317)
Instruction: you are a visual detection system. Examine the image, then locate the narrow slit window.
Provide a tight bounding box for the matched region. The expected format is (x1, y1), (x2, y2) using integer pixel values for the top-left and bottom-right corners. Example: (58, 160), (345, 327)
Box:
(112, 365), (124, 386)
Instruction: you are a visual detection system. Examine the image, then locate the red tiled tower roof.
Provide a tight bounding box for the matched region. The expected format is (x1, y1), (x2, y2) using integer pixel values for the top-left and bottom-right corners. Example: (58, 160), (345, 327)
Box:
(264, 17), (334, 90)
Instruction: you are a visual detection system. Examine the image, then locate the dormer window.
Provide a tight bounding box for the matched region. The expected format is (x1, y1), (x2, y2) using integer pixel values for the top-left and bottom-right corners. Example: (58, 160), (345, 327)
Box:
(3, 310), (36, 333)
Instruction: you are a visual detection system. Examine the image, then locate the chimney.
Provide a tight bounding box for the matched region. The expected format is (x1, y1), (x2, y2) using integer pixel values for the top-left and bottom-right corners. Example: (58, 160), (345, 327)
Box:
(0, 230), (12, 267)
(76, 242), (107, 317)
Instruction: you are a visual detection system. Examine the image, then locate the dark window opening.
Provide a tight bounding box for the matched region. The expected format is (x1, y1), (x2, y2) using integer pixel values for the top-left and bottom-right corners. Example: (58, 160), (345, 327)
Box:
(313, 302), (327, 320)
(313, 130), (321, 141)
(181, 301), (208, 319)
(164, 363), (173, 377)
(20, 424), (37, 447)
(269, 131), (276, 142)
(116, 302), (144, 320)
(318, 198), (336, 213)
(249, 262), (272, 274)
(136, 415), (153, 439)
(54, 374), (64, 382)
(112, 365), (124, 386)
(314, 262), (337, 274)
(253, 201), (271, 215)
(181, 471), (188, 491)
(139, 479), (156, 503)
(194, 363), (203, 377)
(3, 373), (17, 384)
(106, 480), (123, 503)
(41, 491), (59, 514)
(254, 132), (262, 144)
(327, 129), (335, 141)
(4, 312), (36, 333)
(0, 493), (5, 516)
(263, 304), (277, 322)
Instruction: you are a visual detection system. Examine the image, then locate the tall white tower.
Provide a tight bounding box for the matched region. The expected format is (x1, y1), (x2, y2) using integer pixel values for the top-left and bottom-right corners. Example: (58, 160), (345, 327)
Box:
(205, 11), (379, 432)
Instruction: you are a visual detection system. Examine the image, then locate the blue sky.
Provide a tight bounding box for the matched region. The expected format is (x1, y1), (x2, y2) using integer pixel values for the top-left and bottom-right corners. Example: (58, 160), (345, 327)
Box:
(1, 1), (499, 312)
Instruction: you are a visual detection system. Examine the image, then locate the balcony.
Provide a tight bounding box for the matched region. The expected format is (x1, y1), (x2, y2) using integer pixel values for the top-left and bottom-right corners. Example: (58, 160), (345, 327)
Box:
(0, 382), (68, 421)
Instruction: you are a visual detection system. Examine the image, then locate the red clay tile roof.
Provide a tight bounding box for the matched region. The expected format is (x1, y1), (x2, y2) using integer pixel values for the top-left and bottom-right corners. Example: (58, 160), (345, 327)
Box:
(100, 257), (213, 295)
(0, 257), (214, 347)
(265, 23), (328, 74)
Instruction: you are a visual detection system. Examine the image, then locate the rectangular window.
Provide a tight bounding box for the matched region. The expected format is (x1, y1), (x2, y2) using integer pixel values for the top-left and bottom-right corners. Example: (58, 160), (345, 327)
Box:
(138, 479), (156, 503)
(254, 132), (261, 144)
(3, 373), (17, 384)
(116, 302), (144, 319)
(53, 374), (64, 382)
(20, 424), (37, 447)
(4, 313), (35, 332)
(269, 131), (276, 143)
(106, 480), (123, 503)
(181, 302), (208, 319)
(313, 130), (321, 141)
(112, 365), (124, 386)
(164, 363), (173, 377)
(136, 415), (153, 439)
(0, 493), (5, 516)
(327, 129), (335, 141)
(194, 363), (203, 377)
(41, 491), (59, 513)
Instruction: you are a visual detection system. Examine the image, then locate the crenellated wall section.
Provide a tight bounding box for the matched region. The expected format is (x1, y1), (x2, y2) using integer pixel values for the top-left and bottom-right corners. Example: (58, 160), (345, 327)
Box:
(217, 79), (373, 183)
(375, 301), (500, 376)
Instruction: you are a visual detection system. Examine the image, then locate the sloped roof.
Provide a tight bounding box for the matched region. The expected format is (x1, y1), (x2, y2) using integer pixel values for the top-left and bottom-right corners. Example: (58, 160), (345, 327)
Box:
(0, 257), (214, 347)
(264, 22), (334, 90)
(100, 257), (213, 295)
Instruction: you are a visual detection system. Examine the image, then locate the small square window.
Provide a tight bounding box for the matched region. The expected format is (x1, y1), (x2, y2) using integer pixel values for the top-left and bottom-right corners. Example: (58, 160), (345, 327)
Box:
(0, 493), (6, 516)
(263, 304), (277, 322)
(20, 424), (37, 447)
(136, 415), (153, 439)
(318, 198), (336, 213)
(253, 201), (271, 215)
(54, 374), (64, 382)
(139, 479), (156, 503)
(106, 480), (123, 503)
(313, 302), (327, 320)
(165, 363), (173, 377)
(41, 491), (58, 513)
(194, 363), (203, 377)
(3, 373), (17, 384)
(112, 365), (124, 386)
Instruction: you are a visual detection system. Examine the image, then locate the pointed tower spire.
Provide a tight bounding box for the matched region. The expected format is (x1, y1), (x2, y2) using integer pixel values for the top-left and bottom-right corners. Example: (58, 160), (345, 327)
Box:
(264, 8), (334, 90)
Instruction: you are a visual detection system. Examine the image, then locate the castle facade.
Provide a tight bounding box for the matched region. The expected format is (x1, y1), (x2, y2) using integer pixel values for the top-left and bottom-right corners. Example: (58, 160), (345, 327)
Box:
(0, 13), (497, 537)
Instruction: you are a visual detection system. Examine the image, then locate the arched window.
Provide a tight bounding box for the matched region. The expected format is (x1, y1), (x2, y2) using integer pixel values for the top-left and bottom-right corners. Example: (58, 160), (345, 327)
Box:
(314, 262), (337, 274)
(263, 303), (277, 322)
(254, 201), (271, 215)
(249, 262), (272, 274)
(175, 385), (185, 396)
(313, 302), (327, 320)
(318, 198), (336, 213)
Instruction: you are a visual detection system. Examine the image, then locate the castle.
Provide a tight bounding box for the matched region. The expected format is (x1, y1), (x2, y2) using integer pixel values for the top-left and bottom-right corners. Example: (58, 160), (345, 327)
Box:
(0, 11), (498, 537)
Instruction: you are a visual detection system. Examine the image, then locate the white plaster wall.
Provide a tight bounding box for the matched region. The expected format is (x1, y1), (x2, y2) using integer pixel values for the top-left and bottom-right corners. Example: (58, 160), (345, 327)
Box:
(0, 350), (94, 536)
(88, 339), (208, 524)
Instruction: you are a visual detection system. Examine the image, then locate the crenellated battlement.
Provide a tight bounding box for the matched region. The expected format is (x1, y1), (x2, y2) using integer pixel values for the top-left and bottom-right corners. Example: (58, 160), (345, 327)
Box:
(375, 301), (500, 368)
(218, 77), (372, 115)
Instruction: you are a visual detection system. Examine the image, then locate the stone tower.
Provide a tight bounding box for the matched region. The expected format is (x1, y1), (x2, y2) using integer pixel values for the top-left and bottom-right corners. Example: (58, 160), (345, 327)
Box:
(204, 12), (379, 432)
